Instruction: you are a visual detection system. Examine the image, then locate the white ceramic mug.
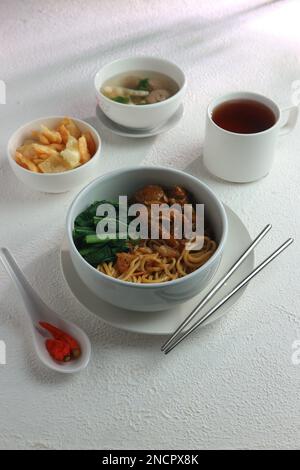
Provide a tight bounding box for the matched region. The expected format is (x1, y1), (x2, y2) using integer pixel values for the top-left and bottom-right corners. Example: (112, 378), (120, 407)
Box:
(203, 92), (299, 183)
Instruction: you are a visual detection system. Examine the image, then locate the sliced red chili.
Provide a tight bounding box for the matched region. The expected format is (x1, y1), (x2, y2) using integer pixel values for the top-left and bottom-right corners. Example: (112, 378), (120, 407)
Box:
(45, 339), (71, 362)
(39, 322), (81, 360)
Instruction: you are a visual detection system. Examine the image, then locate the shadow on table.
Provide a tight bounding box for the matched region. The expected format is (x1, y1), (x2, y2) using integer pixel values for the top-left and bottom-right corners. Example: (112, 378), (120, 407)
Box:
(182, 150), (229, 186)
(4, 0), (284, 127)
(85, 115), (158, 154)
(8, 0), (281, 87)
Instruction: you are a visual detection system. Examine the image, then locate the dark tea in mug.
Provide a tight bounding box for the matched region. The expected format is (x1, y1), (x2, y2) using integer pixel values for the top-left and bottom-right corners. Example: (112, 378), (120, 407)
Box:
(212, 99), (276, 134)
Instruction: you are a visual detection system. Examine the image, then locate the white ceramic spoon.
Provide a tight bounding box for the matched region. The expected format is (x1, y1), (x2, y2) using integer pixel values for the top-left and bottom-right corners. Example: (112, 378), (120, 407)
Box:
(0, 247), (91, 373)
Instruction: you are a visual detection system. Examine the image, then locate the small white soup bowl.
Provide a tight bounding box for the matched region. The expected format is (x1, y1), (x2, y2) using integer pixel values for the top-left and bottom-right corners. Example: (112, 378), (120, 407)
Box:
(94, 56), (186, 129)
(7, 116), (101, 193)
(66, 167), (228, 312)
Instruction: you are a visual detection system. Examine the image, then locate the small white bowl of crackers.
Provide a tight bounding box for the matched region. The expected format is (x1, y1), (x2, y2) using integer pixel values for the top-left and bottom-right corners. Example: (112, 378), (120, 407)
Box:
(7, 116), (101, 193)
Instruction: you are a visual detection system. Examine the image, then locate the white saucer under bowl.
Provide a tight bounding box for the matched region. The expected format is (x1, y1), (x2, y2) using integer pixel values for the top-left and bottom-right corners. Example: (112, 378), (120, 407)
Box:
(95, 104), (184, 138)
(60, 205), (254, 335)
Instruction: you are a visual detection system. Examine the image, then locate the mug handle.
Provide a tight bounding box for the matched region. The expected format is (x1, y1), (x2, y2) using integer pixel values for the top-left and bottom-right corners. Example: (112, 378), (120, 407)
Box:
(279, 105), (299, 136)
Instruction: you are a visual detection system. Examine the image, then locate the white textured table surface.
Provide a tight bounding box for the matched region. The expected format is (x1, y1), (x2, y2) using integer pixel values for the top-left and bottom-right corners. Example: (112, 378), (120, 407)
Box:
(0, 0), (299, 450)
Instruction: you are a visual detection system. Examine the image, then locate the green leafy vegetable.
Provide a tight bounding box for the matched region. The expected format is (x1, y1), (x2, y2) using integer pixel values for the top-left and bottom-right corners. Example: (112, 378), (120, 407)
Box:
(74, 201), (103, 227)
(83, 245), (115, 267)
(85, 233), (128, 244)
(73, 200), (133, 267)
(112, 96), (130, 104)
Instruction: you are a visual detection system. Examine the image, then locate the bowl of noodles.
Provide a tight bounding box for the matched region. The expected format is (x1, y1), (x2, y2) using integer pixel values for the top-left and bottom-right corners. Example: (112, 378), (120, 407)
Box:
(66, 166), (227, 312)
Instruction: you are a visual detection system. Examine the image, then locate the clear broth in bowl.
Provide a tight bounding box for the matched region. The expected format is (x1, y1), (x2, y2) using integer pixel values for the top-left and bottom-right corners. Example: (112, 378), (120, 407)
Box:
(101, 71), (179, 105)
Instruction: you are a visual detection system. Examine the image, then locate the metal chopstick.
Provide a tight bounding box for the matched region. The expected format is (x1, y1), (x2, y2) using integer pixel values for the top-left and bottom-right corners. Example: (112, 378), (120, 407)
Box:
(161, 224), (272, 352)
(164, 237), (294, 355)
